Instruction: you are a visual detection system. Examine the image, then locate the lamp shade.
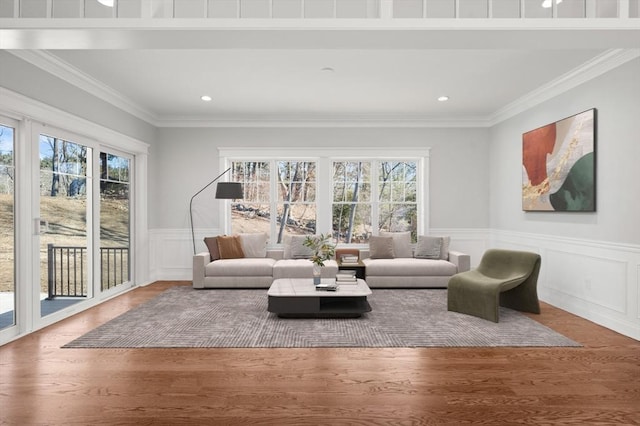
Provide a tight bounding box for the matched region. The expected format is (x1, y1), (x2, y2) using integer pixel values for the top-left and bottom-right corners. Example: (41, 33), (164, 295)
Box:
(215, 182), (243, 199)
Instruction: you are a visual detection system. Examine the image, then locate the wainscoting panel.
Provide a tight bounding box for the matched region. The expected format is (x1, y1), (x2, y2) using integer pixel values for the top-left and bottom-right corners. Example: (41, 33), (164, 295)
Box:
(491, 230), (640, 341)
(149, 227), (639, 340)
(149, 228), (223, 282)
(637, 264), (640, 320)
(545, 249), (627, 314)
(430, 228), (489, 269)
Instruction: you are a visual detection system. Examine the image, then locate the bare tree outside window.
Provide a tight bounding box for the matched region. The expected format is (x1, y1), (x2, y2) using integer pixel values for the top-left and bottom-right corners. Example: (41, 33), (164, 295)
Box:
(379, 161), (418, 241)
(332, 161), (371, 243)
(231, 161), (271, 236)
(276, 161), (316, 243)
(229, 157), (420, 245)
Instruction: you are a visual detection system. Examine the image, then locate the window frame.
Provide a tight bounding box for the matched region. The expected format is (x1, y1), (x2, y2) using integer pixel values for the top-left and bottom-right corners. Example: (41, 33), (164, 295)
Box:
(220, 147), (429, 247)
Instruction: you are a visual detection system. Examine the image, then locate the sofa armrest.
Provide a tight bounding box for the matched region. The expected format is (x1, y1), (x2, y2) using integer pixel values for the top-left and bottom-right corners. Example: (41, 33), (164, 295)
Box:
(448, 251), (470, 273)
(193, 252), (209, 289)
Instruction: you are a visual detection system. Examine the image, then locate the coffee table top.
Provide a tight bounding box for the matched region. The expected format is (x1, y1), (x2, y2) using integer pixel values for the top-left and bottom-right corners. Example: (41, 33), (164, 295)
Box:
(268, 278), (372, 297)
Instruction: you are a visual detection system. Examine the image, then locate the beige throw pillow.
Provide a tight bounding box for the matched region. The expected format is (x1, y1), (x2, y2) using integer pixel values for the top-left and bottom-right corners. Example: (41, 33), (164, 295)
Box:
(239, 233), (268, 258)
(380, 231), (412, 258)
(369, 236), (395, 259)
(217, 235), (245, 259)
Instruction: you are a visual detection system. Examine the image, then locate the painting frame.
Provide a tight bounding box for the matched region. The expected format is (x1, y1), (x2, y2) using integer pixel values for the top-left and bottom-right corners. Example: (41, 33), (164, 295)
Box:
(522, 108), (597, 212)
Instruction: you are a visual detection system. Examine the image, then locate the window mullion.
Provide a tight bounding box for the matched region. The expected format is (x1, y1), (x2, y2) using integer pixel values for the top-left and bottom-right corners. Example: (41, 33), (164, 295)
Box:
(371, 160), (380, 235)
(316, 157), (332, 237)
(270, 159), (277, 243)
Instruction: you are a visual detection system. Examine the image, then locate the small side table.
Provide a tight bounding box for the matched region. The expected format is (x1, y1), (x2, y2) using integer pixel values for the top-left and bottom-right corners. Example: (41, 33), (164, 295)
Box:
(338, 260), (366, 280)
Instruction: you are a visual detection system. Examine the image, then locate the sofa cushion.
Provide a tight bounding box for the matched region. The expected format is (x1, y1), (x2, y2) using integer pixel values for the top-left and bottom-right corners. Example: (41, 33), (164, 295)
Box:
(273, 259), (339, 279)
(203, 236), (221, 261)
(369, 236), (395, 259)
(283, 234), (314, 259)
(414, 236), (442, 259)
(205, 258), (276, 277)
(380, 231), (412, 258)
(240, 233), (268, 258)
(363, 258), (457, 277)
(217, 235), (245, 259)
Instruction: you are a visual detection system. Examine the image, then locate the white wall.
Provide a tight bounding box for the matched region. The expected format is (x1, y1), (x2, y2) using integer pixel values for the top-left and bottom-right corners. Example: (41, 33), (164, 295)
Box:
(147, 126), (491, 280)
(150, 126), (490, 229)
(488, 58), (640, 339)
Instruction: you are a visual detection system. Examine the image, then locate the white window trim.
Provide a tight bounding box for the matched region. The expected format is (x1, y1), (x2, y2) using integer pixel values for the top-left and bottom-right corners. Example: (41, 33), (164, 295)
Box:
(219, 146), (430, 244)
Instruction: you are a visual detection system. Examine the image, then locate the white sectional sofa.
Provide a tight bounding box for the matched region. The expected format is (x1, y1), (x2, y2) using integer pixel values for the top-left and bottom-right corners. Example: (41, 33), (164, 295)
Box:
(362, 250), (470, 288)
(193, 248), (338, 289)
(192, 232), (470, 289)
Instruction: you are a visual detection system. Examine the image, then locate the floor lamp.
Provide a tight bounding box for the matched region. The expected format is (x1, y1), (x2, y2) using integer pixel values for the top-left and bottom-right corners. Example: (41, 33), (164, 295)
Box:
(189, 167), (243, 254)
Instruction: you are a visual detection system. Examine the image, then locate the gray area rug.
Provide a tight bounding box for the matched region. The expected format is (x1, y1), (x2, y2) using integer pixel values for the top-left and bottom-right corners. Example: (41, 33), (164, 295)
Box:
(64, 287), (581, 348)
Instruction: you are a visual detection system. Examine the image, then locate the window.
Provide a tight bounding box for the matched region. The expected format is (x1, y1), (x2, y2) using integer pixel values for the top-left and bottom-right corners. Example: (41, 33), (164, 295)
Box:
(231, 160), (317, 243)
(332, 160), (417, 243)
(223, 148), (427, 246)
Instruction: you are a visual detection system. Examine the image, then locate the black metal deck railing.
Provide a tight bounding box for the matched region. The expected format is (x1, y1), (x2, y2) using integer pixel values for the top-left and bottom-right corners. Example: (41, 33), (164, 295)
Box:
(46, 244), (129, 299)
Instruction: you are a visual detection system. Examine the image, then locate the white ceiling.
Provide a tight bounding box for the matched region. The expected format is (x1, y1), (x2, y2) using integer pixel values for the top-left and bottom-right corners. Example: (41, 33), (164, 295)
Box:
(4, 18), (635, 126)
(48, 48), (606, 124)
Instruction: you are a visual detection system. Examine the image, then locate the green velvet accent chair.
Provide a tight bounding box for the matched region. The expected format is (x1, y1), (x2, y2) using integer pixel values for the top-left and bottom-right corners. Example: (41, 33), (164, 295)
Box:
(447, 249), (541, 322)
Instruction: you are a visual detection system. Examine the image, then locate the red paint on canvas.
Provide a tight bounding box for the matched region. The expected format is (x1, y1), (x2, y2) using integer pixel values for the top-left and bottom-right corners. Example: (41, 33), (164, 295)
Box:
(523, 123), (556, 186)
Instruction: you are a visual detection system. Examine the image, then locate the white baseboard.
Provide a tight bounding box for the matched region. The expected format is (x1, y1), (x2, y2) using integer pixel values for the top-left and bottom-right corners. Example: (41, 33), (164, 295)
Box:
(148, 227), (640, 340)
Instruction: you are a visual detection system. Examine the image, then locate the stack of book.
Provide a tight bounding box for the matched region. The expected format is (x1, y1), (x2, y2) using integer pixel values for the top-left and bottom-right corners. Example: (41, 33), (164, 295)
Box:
(336, 270), (357, 284)
(340, 255), (359, 265)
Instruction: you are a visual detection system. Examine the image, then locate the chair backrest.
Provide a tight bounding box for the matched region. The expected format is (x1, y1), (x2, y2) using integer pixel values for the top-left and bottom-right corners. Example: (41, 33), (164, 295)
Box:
(476, 249), (541, 280)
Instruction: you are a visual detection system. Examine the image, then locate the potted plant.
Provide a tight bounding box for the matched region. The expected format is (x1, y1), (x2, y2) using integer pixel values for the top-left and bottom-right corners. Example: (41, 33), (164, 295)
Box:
(303, 233), (336, 284)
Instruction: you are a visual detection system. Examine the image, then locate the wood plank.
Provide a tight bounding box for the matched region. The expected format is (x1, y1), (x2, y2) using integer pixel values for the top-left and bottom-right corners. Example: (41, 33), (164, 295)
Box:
(1, 281), (639, 425)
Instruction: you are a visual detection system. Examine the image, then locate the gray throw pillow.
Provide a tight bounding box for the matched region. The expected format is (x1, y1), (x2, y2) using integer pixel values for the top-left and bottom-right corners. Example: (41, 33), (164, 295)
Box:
(369, 236), (395, 259)
(414, 236), (442, 259)
(439, 236), (451, 260)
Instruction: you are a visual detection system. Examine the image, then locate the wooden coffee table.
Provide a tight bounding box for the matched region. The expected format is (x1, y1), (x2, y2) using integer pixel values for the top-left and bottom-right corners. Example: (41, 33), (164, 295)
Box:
(267, 278), (372, 318)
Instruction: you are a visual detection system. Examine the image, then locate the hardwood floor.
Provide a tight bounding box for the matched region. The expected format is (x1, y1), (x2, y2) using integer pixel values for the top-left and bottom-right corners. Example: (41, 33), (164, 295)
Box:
(1, 281), (639, 425)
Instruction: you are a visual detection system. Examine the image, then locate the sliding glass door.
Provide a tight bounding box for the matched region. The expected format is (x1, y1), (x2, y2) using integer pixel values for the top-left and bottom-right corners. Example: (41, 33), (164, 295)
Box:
(0, 119), (15, 331)
(38, 133), (92, 317)
(99, 151), (131, 292)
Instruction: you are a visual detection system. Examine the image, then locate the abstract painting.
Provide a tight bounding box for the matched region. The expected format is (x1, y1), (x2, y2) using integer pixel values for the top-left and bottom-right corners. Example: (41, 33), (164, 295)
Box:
(522, 109), (596, 212)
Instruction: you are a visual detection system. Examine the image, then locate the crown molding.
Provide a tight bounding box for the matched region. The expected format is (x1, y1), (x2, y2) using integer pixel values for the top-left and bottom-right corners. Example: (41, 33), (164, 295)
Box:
(488, 48), (640, 126)
(8, 50), (160, 125)
(155, 115), (492, 128)
(9, 48), (639, 129)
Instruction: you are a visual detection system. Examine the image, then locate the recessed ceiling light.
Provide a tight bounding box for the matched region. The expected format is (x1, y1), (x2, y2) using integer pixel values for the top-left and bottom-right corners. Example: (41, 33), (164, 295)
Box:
(200, 95), (212, 102)
(321, 67), (335, 73)
(97, 0), (114, 7)
(437, 96), (449, 102)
